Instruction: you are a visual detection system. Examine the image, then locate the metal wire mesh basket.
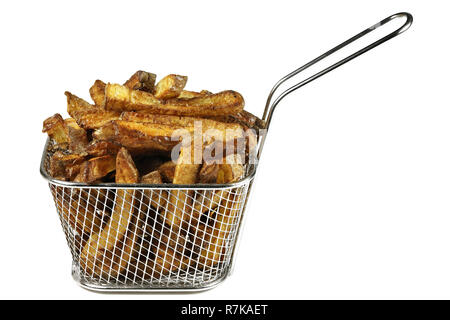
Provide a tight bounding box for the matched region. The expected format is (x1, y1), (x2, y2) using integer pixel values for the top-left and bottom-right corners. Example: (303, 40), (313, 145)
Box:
(41, 139), (256, 291)
(40, 12), (412, 292)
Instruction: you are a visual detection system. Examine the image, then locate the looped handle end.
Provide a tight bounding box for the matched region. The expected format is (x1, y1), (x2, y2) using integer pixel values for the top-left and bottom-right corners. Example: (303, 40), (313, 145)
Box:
(262, 12), (413, 127)
(256, 12), (413, 160)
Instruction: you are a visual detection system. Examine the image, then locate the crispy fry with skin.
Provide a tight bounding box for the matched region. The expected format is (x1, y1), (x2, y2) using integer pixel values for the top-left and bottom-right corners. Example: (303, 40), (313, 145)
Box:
(64, 118), (89, 153)
(121, 112), (244, 133)
(208, 110), (264, 130)
(135, 243), (190, 279)
(92, 120), (183, 154)
(74, 155), (116, 183)
(124, 70), (157, 92)
(49, 151), (86, 180)
(80, 148), (141, 278)
(141, 171), (167, 211)
(164, 143), (201, 231)
(73, 110), (121, 130)
(105, 83), (244, 116)
(192, 154), (245, 220)
(86, 140), (121, 157)
(177, 90), (208, 99)
(89, 80), (106, 107)
(66, 91), (120, 129)
(65, 91), (99, 115)
(52, 187), (103, 253)
(157, 161), (177, 183)
(190, 156), (244, 268)
(43, 113), (69, 147)
(195, 192), (241, 268)
(141, 170), (163, 184)
(154, 74), (187, 99)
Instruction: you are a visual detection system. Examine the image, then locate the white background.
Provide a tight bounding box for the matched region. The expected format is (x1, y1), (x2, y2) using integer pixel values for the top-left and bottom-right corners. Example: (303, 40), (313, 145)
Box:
(0, 0), (449, 299)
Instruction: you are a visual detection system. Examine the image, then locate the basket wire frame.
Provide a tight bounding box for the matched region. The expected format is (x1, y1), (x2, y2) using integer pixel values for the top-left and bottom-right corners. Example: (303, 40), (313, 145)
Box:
(48, 181), (251, 290)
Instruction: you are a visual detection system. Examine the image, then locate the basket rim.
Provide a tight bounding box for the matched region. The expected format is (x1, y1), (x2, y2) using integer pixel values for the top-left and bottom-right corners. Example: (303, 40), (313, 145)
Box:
(40, 138), (256, 190)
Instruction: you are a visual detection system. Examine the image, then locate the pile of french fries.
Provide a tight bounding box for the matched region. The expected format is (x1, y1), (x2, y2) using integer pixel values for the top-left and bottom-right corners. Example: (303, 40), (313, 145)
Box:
(43, 71), (263, 280)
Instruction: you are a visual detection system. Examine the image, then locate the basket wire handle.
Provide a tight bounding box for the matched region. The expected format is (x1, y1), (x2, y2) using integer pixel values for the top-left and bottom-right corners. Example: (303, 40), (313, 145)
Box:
(257, 12), (413, 159)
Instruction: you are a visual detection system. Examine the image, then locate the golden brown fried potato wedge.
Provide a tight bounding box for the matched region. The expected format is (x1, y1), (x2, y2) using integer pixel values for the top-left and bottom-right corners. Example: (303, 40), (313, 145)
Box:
(141, 170), (163, 184)
(135, 243), (190, 279)
(164, 143), (201, 231)
(49, 151), (86, 180)
(52, 186), (108, 254)
(216, 154), (245, 183)
(177, 90), (208, 99)
(141, 170), (167, 212)
(65, 91), (99, 115)
(154, 74), (188, 99)
(64, 118), (89, 153)
(80, 148), (141, 278)
(43, 113), (69, 147)
(189, 188), (243, 269)
(105, 83), (244, 116)
(73, 110), (121, 130)
(191, 154), (244, 220)
(89, 80), (106, 107)
(157, 161), (177, 183)
(65, 91), (121, 129)
(116, 147), (140, 183)
(92, 120), (183, 154)
(208, 110), (264, 130)
(197, 162), (220, 183)
(121, 112), (244, 133)
(74, 155), (116, 183)
(124, 70), (157, 92)
(86, 140), (121, 157)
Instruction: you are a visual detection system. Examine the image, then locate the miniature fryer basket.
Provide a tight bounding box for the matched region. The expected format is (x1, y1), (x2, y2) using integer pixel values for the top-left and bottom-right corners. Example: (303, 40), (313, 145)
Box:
(40, 13), (412, 292)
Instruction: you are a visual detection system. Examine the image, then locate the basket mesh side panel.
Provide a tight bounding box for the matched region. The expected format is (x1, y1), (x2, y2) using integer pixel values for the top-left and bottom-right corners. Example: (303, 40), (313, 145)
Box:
(49, 183), (249, 289)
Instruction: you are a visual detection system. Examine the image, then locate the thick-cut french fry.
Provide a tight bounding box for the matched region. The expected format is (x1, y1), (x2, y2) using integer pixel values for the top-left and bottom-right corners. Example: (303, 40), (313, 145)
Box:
(141, 171), (167, 212)
(89, 80), (106, 107)
(192, 157), (245, 267)
(207, 110), (264, 130)
(141, 170), (163, 184)
(216, 154), (245, 184)
(65, 91), (99, 115)
(195, 192), (241, 268)
(66, 91), (121, 129)
(121, 112), (244, 133)
(154, 74), (188, 99)
(92, 120), (183, 154)
(197, 162), (220, 183)
(74, 155), (116, 183)
(157, 160), (177, 183)
(164, 143), (201, 231)
(105, 83), (244, 116)
(43, 113), (69, 147)
(64, 118), (89, 153)
(73, 110), (121, 130)
(177, 90), (209, 99)
(124, 70), (156, 92)
(86, 140), (121, 157)
(52, 187), (107, 254)
(49, 151), (86, 180)
(135, 243), (190, 279)
(80, 148), (141, 278)
(191, 155), (244, 220)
